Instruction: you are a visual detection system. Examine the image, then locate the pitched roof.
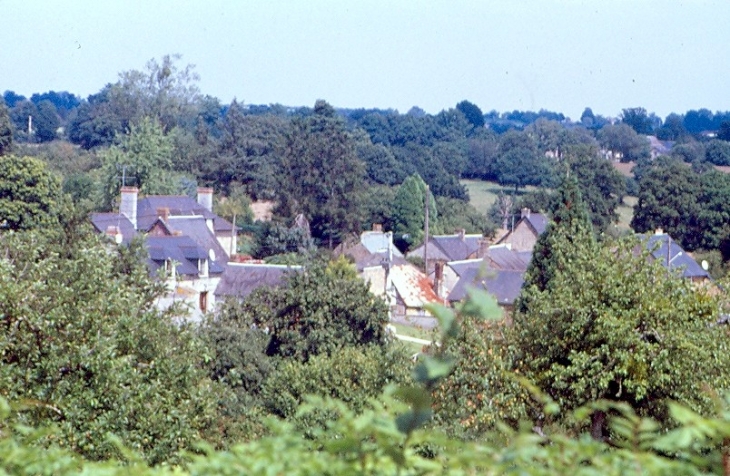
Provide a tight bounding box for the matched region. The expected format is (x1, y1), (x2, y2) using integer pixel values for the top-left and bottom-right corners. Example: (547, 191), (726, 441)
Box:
(146, 235), (225, 277)
(214, 263), (302, 299)
(360, 231), (404, 257)
(165, 216), (229, 265)
(523, 213), (548, 236)
(484, 245), (532, 271)
(89, 212), (136, 244)
(390, 264), (445, 309)
(642, 233), (710, 279)
(341, 242), (408, 271)
(135, 195), (235, 233)
(429, 234), (482, 261)
(448, 267), (525, 306)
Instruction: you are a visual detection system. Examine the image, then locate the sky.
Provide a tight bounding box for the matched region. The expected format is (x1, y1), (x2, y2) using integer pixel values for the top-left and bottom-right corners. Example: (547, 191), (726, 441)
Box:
(2, 0), (729, 121)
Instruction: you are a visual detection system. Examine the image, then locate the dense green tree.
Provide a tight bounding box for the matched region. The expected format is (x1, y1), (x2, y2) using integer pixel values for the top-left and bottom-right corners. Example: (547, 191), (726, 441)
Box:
(493, 129), (553, 191)
(356, 141), (406, 186)
(512, 234), (728, 437)
(455, 100), (485, 129)
(462, 133), (499, 179)
(620, 107), (655, 135)
(276, 100), (366, 247)
(391, 174), (437, 250)
(0, 155), (64, 230)
(261, 345), (412, 428)
(719, 120), (730, 142)
(565, 148), (627, 232)
(525, 118), (563, 155)
(597, 123), (650, 162)
(34, 100), (61, 142)
(631, 161), (707, 251)
(656, 113), (687, 140)
(518, 176), (596, 301)
(99, 117), (178, 209)
(670, 140), (705, 163)
(210, 99), (287, 199)
(705, 139), (730, 166)
(229, 260), (389, 362)
(0, 101), (12, 155)
(0, 229), (228, 464)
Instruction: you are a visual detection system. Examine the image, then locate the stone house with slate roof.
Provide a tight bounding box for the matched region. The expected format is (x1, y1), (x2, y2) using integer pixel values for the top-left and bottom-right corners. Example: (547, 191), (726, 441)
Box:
(640, 231), (711, 283)
(445, 244), (532, 313)
(496, 208), (548, 252)
(90, 186), (236, 321)
(215, 262), (302, 302)
(336, 228), (444, 318)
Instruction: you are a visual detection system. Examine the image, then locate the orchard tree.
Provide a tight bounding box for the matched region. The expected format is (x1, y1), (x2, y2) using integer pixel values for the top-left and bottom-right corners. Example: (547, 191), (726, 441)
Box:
(511, 234), (728, 438)
(0, 229), (229, 464)
(0, 155), (64, 230)
(391, 173), (437, 251)
(227, 259), (390, 362)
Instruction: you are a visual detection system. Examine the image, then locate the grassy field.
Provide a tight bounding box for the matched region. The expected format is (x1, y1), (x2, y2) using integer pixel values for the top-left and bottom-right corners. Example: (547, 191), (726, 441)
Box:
(616, 196), (637, 230)
(461, 179), (538, 215)
(461, 179), (637, 230)
(390, 322), (434, 354)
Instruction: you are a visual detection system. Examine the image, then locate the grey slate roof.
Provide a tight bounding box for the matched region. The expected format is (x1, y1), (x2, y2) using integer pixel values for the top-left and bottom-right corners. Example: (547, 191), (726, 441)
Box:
(484, 245), (532, 271)
(448, 267), (525, 305)
(341, 242), (408, 271)
(215, 263), (302, 299)
(166, 216), (229, 265)
(136, 195), (234, 233)
(146, 235), (225, 277)
(524, 213), (548, 236)
(643, 234), (710, 279)
(430, 234), (482, 261)
(89, 213), (136, 244)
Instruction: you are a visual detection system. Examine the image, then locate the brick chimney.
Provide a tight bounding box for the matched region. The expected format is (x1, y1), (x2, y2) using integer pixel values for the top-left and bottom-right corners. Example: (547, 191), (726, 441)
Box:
(120, 186), (138, 230)
(372, 223), (383, 232)
(456, 228), (466, 241)
(157, 207), (170, 222)
(521, 207), (531, 219)
(197, 187), (213, 212)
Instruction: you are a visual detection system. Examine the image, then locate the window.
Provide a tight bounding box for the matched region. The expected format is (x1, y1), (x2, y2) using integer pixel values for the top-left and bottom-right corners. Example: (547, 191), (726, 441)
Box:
(198, 258), (209, 277)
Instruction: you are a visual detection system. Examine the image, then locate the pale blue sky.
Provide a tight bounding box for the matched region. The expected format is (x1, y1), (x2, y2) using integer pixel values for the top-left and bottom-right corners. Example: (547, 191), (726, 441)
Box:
(2, 0), (729, 120)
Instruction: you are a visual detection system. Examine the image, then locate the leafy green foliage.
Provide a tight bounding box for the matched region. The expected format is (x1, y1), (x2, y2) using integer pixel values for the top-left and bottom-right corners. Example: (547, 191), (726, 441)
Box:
(631, 160), (730, 252)
(276, 100), (366, 246)
(513, 234), (729, 431)
(597, 123), (650, 162)
(391, 174), (437, 251)
(0, 155), (65, 231)
(0, 101), (13, 155)
(222, 260), (389, 362)
(0, 229), (228, 464)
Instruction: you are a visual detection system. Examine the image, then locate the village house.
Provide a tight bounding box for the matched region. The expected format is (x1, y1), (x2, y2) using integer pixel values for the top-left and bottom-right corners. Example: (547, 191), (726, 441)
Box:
(445, 244), (532, 313)
(214, 261), (302, 302)
(407, 229), (489, 275)
(336, 227), (444, 319)
(495, 208), (548, 252)
(90, 186), (236, 320)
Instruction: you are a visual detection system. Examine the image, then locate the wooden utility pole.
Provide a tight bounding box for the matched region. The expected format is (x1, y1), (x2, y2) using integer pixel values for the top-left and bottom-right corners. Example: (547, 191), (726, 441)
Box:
(424, 184), (429, 273)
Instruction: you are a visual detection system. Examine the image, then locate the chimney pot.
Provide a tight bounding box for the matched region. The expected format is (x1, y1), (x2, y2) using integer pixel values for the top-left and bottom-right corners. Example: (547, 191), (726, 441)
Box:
(197, 187), (214, 212)
(157, 207), (170, 222)
(120, 186), (138, 230)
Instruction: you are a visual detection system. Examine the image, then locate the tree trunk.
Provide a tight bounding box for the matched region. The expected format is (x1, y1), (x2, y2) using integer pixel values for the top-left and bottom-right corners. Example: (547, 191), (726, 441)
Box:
(591, 410), (606, 441)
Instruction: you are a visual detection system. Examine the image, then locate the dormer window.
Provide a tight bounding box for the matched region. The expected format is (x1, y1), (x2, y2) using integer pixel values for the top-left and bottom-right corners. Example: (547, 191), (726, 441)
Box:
(198, 258), (209, 277)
